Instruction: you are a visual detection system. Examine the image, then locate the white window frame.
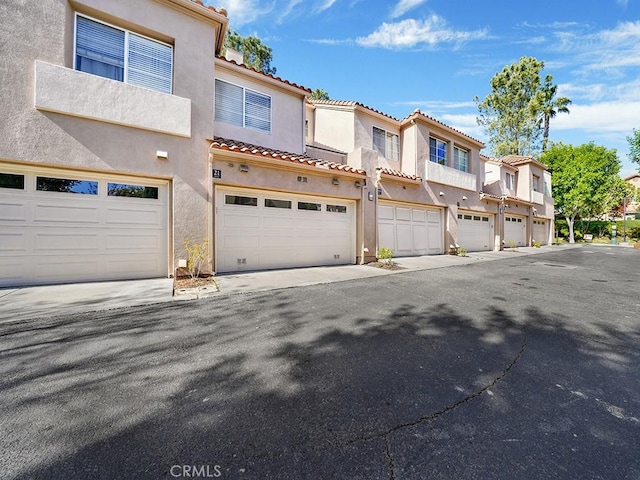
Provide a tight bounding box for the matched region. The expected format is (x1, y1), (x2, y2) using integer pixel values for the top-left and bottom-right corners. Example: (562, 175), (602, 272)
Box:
(429, 137), (447, 165)
(505, 172), (515, 190)
(74, 13), (174, 94)
(533, 174), (540, 192)
(215, 78), (272, 134)
(453, 146), (469, 172)
(372, 126), (399, 161)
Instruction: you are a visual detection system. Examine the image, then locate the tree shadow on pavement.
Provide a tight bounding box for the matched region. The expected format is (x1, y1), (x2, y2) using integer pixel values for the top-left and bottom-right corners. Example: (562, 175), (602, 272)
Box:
(1, 279), (639, 480)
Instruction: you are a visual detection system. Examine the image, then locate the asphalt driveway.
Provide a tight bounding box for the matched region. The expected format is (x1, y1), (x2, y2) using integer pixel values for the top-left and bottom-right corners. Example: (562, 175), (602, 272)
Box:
(1, 246), (639, 479)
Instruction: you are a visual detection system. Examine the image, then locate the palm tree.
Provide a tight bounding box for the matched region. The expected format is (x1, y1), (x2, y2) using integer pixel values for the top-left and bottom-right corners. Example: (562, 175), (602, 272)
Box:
(539, 74), (572, 151)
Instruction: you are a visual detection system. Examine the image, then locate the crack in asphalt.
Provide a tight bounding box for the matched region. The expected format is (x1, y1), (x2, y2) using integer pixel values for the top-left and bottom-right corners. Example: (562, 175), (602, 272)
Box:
(216, 334), (528, 474)
(344, 334), (528, 471)
(384, 435), (397, 480)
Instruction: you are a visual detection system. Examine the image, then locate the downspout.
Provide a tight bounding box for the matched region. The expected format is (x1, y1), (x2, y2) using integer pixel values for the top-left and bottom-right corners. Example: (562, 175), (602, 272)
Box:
(208, 150), (215, 274)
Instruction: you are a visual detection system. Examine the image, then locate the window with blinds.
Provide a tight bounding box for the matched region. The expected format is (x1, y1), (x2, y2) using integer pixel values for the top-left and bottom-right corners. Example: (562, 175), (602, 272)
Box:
(75, 15), (173, 94)
(373, 127), (399, 161)
(215, 79), (272, 133)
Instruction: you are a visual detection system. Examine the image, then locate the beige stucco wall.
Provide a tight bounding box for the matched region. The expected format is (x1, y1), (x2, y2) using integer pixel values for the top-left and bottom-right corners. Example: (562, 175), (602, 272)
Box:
(0, 0), (225, 275)
(313, 107), (356, 154)
(214, 62), (307, 154)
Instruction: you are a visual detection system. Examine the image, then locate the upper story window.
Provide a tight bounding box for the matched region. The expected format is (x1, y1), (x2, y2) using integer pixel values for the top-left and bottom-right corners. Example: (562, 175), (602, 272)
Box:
(505, 172), (515, 190)
(453, 147), (469, 172)
(215, 79), (272, 133)
(75, 15), (173, 94)
(373, 127), (399, 161)
(429, 137), (447, 165)
(532, 174), (540, 192)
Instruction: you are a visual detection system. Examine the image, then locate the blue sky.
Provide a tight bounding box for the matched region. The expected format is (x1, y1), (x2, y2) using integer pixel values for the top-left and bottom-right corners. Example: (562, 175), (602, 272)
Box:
(212, 0), (640, 177)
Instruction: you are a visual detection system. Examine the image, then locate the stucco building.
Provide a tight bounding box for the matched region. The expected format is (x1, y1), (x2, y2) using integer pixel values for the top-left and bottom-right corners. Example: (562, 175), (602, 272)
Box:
(0, 0), (554, 287)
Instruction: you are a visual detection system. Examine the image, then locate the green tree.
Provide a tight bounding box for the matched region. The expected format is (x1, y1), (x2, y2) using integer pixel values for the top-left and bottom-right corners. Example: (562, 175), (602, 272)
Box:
(627, 129), (640, 171)
(541, 142), (621, 243)
(476, 57), (545, 157)
(310, 88), (330, 100)
(538, 74), (571, 152)
(223, 29), (276, 75)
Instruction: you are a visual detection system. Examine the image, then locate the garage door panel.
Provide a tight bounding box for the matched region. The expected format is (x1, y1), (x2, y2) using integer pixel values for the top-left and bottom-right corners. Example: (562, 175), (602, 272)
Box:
(106, 233), (163, 250)
(413, 226), (428, 251)
(222, 234), (259, 249)
(221, 212), (259, 228)
(34, 258), (100, 278)
(107, 208), (162, 226)
(34, 233), (99, 251)
(0, 202), (27, 221)
(262, 215), (295, 228)
(35, 204), (99, 223)
(0, 232), (26, 251)
(106, 256), (164, 275)
(396, 208), (412, 221)
(412, 209), (427, 223)
(396, 224), (414, 252)
(378, 205), (394, 220)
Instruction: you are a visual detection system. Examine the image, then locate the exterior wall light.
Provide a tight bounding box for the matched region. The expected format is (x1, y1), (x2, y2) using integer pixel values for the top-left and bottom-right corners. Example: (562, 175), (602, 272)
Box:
(332, 178), (340, 185)
(239, 164), (249, 173)
(439, 191), (444, 196)
(156, 150), (168, 159)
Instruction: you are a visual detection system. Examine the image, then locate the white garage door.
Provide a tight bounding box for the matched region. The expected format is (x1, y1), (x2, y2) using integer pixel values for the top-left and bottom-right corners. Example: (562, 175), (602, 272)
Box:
(457, 212), (494, 252)
(378, 202), (443, 256)
(0, 165), (169, 287)
(504, 215), (527, 247)
(216, 187), (355, 273)
(533, 219), (549, 245)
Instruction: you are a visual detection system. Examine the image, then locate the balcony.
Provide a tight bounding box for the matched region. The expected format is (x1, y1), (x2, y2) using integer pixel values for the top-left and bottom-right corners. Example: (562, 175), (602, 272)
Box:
(34, 61), (191, 137)
(426, 161), (476, 191)
(531, 190), (544, 205)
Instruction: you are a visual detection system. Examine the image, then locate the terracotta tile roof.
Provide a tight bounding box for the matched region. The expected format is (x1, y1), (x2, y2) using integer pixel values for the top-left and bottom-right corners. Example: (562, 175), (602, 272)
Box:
(217, 57), (311, 94)
(402, 109), (484, 147)
(189, 0), (227, 16)
(210, 137), (366, 175)
(480, 191), (534, 204)
(479, 191), (503, 201)
(308, 99), (399, 122)
(376, 167), (421, 182)
(501, 155), (548, 169)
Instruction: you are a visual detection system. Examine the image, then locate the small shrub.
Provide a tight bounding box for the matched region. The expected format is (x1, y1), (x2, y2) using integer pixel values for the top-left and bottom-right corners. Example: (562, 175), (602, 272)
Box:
(184, 237), (210, 279)
(533, 241), (541, 248)
(377, 247), (394, 265)
(457, 247), (467, 257)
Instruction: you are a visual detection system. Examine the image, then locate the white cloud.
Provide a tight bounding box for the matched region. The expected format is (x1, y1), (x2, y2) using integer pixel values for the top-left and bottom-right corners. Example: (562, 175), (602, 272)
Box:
(356, 15), (488, 49)
(390, 0), (427, 19)
(552, 101), (640, 133)
(316, 0), (338, 12)
(617, 0), (629, 6)
(215, 0), (275, 27)
(440, 113), (485, 140)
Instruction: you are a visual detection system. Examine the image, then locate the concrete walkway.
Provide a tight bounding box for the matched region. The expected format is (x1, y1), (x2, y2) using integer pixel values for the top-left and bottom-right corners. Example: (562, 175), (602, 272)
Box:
(0, 245), (578, 322)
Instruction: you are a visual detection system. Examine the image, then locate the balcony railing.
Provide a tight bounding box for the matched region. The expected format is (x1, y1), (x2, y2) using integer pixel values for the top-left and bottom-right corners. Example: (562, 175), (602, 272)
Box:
(34, 61), (191, 137)
(426, 161), (476, 191)
(531, 190), (544, 205)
